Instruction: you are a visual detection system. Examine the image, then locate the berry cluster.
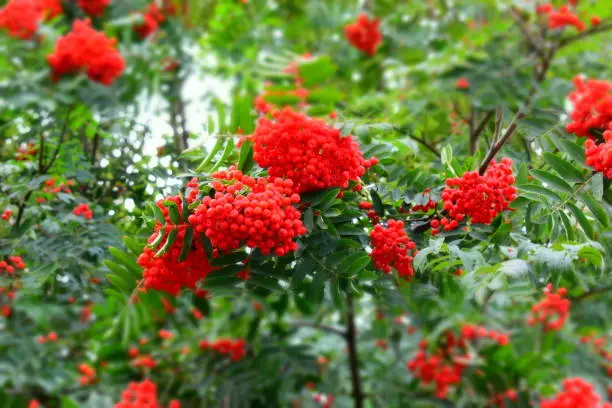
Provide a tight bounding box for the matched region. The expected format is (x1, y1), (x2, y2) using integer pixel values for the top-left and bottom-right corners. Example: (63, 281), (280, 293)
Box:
(0, 0), (61, 39)
(565, 76), (612, 138)
(0, 288), (15, 318)
(114, 379), (181, 408)
(15, 142), (38, 160)
(488, 389), (518, 408)
(434, 158), (516, 233)
(250, 108), (374, 193)
(199, 338), (247, 361)
(312, 393), (335, 408)
(344, 14), (382, 56)
(78, 363), (96, 385)
(138, 195), (216, 296)
(1, 209), (11, 221)
(541, 377), (611, 408)
(78, 0), (109, 17)
(581, 335), (612, 378)
(585, 132), (612, 179)
(411, 189), (437, 213)
(36, 331), (58, 344)
(188, 167), (306, 256)
(134, 2), (173, 39)
(528, 284), (570, 331)
(547, 5), (585, 31)
(47, 19), (125, 85)
(455, 78), (470, 89)
(0, 256), (26, 275)
(407, 336), (469, 399)
(460, 323), (510, 346)
(369, 220), (417, 280)
(73, 203), (94, 219)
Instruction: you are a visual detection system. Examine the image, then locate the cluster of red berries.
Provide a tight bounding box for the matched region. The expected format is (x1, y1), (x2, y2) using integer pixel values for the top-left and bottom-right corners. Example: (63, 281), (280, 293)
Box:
(134, 2), (176, 39)
(312, 393), (335, 408)
(537, 4), (585, 31)
(455, 78), (470, 89)
(138, 219), (214, 296)
(460, 323), (510, 346)
(42, 178), (73, 195)
(566, 76), (612, 138)
(199, 338), (247, 361)
(411, 189), (437, 212)
(541, 377), (612, 408)
(15, 142), (38, 160)
(36, 331), (58, 344)
(78, 363), (96, 385)
(188, 167), (306, 256)
(48, 19), (125, 85)
(369, 220), (417, 280)
(407, 336), (469, 399)
(1, 209), (11, 221)
(73, 203), (94, 219)
(433, 158), (516, 234)
(528, 284), (570, 331)
(0, 287), (15, 318)
(0, 0), (61, 39)
(250, 107), (375, 194)
(344, 14), (382, 56)
(585, 131), (612, 179)
(114, 379), (181, 408)
(0, 256), (26, 275)
(488, 389), (518, 408)
(78, 0), (109, 17)
(581, 335), (612, 378)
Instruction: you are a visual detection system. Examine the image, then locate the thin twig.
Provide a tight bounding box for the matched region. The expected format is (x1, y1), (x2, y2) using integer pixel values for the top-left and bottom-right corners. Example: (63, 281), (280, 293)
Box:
(393, 126), (441, 157)
(510, 7), (545, 57)
(346, 294), (365, 408)
(469, 110), (494, 155)
(557, 21), (612, 49)
(571, 285), (612, 302)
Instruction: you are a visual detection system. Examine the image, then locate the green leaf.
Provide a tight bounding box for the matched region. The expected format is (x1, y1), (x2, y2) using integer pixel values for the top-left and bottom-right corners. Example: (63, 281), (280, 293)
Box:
(164, 201), (181, 224)
(178, 228), (194, 262)
(210, 139), (234, 172)
(292, 259), (314, 289)
(530, 169), (573, 195)
(518, 184), (562, 203)
(579, 192), (609, 226)
(155, 229), (178, 257)
(567, 202), (594, 239)
(210, 251), (249, 266)
(151, 203), (165, 224)
(303, 208), (314, 233)
(543, 153), (584, 182)
(590, 173), (604, 200)
(196, 137), (224, 172)
(237, 139), (255, 173)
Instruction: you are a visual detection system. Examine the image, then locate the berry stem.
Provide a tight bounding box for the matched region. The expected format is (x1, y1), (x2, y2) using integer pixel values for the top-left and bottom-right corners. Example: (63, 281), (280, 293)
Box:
(345, 294), (364, 408)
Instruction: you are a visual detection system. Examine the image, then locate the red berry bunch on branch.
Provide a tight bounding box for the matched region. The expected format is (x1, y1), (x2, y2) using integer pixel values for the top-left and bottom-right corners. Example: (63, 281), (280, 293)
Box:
(73, 204), (94, 220)
(114, 379), (181, 408)
(188, 167), (306, 256)
(1, 209), (12, 221)
(370, 220), (417, 280)
(0, 0), (62, 39)
(585, 131), (612, 179)
(250, 107), (374, 194)
(134, 2), (174, 39)
(199, 338), (247, 361)
(566, 76), (612, 139)
(138, 196), (215, 296)
(47, 19), (125, 85)
(344, 14), (382, 56)
(540, 377), (611, 408)
(78, 0), (109, 17)
(433, 158), (516, 233)
(0, 256), (26, 275)
(528, 284), (570, 331)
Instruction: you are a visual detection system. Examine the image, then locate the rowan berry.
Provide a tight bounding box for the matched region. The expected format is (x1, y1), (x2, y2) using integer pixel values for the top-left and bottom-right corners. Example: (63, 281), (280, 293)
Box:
(344, 14), (382, 56)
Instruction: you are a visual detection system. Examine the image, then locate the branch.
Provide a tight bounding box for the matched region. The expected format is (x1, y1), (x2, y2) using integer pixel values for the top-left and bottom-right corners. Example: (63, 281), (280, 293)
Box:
(291, 321), (347, 338)
(394, 126), (441, 157)
(571, 285), (612, 302)
(90, 132), (100, 166)
(469, 110), (494, 155)
(346, 294), (365, 408)
(557, 21), (612, 49)
(511, 7), (545, 57)
(42, 108), (72, 173)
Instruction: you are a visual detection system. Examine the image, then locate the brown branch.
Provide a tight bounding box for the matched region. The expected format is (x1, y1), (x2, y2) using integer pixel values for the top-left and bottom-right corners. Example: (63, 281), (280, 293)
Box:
(90, 132), (100, 166)
(469, 110), (494, 155)
(346, 294), (364, 408)
(393, 127), (441, 157)
(571, 285), (612, 302)
(557, 21), (612, 49)
(42, 108), (72, 173)
(511, 7), (545, 57)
